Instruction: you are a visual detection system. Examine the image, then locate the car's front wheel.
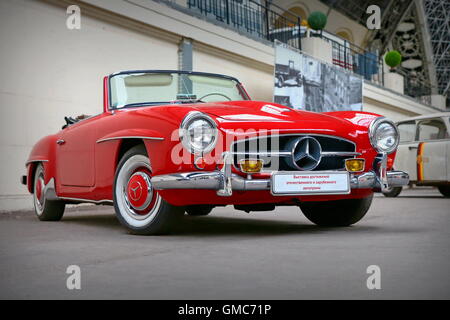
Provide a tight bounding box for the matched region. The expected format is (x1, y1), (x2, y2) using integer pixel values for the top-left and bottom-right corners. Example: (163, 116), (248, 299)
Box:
(33, 164), (65, 221)
(382, 186), (402, 198)
(113, 145), (184, 235)
(185, 205), (213, 216)
(438, 186), (450, 198)
(299, 195), (373, 227)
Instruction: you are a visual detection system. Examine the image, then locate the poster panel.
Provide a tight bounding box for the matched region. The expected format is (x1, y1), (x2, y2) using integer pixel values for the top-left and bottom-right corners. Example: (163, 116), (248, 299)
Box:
(274, 41), (363, 112)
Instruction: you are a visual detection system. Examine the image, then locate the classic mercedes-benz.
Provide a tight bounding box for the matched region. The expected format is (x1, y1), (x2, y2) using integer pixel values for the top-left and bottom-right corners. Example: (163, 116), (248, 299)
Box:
(22, 70), (409, 234)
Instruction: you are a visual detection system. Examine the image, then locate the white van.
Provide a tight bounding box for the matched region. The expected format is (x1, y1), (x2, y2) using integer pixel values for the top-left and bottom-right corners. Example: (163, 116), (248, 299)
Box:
(384, 112), (450, 197)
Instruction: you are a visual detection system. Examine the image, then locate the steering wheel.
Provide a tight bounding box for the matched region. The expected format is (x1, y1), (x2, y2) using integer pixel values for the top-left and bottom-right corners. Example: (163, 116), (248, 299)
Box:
(198, 92), (232, 102)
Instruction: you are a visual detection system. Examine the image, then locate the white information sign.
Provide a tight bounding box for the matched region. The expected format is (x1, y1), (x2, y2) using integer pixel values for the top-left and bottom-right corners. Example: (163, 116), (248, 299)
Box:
(272, 172), (350, 195)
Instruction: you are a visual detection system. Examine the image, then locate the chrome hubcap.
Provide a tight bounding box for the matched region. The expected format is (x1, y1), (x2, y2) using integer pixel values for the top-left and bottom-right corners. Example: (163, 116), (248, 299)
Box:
(36, 176), (45, 206)
(120, 163), (159, 220)
(34, 170), (45, 215)
(125, 172), (153, 212)
(116, 155), (162, 226)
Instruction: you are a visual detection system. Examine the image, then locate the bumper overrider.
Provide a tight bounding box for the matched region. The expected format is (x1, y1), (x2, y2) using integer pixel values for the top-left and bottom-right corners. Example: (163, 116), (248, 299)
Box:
(151, 152), (409, 197)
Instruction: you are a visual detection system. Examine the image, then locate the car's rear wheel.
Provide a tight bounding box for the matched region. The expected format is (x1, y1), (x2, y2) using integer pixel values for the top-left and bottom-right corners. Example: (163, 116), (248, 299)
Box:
(113, 145), (184, 235)
(382, 186), (402, 198)
(185, 205), (213, 216)
(438, 186), (450, 198)
(299, 195), (373, 227)
(33, 164), (65, 221)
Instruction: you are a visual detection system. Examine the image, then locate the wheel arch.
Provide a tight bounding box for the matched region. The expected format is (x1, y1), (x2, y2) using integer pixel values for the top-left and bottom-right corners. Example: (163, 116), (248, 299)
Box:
(26, 135), (59, 193)
(26, 161), (54, 194)
(116, 138), (148, 167)
(96, 129), (164, 172)
(26, 162), (37, 194)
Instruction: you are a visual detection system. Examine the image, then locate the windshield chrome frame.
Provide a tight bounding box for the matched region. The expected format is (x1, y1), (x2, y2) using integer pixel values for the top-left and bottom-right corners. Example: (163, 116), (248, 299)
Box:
(107, 70), (250, 110)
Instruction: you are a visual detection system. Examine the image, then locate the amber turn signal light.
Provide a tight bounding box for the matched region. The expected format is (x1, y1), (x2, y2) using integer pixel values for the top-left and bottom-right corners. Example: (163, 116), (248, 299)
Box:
(345, 158), (365, 172)
(239, 159), (264, 173)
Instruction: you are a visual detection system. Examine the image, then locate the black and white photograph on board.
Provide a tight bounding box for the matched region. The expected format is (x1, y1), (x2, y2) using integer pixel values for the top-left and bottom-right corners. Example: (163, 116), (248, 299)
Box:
(274, 44), (304, 108)
(274, 42), (363, 112)
(302, 54), (323, 112)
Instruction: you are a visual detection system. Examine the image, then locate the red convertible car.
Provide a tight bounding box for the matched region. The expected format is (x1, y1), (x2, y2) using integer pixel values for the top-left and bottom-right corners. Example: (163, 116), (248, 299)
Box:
(22, 70), (409, 234)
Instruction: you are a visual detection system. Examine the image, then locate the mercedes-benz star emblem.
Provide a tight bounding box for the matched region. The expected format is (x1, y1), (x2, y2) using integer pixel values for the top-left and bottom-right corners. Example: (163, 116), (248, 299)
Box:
(129, 182), (142, 201)
(291, 136), (322, 170)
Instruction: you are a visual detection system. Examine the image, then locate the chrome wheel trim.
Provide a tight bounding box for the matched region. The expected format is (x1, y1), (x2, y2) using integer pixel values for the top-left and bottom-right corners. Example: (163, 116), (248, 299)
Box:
(124, 172), (153, 211)
(115, 155), (162, 227)
(33, 166), (45, 216)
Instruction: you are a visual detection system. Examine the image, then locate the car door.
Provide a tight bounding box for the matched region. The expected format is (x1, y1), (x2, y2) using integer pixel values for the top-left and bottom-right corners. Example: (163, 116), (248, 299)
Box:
(395, 121), (419, 181)
(56, 117), (97, 187)
(417, 118), (449, 182)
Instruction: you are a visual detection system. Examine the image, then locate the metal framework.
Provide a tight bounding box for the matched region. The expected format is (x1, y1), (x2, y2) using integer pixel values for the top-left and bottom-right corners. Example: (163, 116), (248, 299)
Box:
(345, 0), (414, 53)
(327, 0), (448, 108)
(392, 4), (433, 101)
(422, 0), (450, 102)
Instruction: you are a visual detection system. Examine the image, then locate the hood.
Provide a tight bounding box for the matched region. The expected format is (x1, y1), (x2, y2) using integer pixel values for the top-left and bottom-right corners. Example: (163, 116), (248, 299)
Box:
(190, 101), (362, 140)
(127, 100), (371, 142)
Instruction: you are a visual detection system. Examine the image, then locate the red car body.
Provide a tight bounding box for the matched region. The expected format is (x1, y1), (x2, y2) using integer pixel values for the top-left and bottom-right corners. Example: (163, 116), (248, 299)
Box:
(23, 70), (408, 234)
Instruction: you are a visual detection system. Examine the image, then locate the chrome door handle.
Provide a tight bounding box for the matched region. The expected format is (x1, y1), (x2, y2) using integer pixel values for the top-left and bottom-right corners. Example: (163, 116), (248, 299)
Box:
(56, 139), (65, 145)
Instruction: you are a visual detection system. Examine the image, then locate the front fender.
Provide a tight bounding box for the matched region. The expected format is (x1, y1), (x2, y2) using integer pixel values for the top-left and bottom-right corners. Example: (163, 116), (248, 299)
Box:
(96, 128), (164, 143)
(325, 111), (397, 170)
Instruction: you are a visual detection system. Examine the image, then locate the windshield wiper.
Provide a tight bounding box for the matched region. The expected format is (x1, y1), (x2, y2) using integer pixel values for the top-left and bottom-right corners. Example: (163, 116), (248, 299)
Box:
(176, 99), (205, 104)
(118, 101), (171, 108)
(117, 99), (206, 109)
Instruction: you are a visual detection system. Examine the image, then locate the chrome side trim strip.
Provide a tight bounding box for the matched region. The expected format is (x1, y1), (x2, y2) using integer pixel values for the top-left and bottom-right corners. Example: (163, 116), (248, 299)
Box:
(25, 159), (49, 166)
(96, 136), (164, 144)
(59, 197), (114, 204)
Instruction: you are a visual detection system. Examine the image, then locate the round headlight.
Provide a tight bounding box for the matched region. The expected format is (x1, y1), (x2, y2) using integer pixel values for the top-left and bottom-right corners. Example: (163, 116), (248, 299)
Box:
(180, 112), (218, 154)
(369, 117), (399, 154)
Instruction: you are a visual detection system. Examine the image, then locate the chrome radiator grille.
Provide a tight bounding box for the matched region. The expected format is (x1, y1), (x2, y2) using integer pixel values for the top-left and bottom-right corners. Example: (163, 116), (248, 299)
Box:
(231, 134), (358, 172)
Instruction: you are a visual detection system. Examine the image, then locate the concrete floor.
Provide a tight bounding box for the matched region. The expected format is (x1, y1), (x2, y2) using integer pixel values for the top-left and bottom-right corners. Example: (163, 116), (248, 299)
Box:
(0, 188), (449, 299)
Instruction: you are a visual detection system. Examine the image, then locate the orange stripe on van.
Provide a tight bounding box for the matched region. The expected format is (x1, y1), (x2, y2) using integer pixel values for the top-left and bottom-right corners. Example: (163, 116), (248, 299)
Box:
(417, 142), (425, 181)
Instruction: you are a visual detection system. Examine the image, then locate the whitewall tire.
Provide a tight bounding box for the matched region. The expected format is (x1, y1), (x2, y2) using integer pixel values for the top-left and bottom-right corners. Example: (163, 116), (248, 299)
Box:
(33, 164), (65, 221)
(113, 145), (184, 235)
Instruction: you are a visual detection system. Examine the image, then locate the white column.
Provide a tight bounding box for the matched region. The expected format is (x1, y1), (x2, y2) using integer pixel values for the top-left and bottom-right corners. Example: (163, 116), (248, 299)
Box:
(383, 72), (404, 95)
(430, 94), (447, 110)
(301, 37), (333, 64)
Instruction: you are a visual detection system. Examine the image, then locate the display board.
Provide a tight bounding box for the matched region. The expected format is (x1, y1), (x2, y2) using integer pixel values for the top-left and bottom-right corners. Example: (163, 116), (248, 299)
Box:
(274, 42), (363, 112)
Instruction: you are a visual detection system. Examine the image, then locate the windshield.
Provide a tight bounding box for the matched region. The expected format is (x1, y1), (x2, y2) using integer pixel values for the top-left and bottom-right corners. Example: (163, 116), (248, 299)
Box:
(109, 71), (249, 108)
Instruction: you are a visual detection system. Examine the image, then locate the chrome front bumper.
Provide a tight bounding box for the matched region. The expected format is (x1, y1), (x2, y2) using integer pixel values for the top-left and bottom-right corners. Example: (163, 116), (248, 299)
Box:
(151, 170), (409, 195)
(151, 151), (408, 197)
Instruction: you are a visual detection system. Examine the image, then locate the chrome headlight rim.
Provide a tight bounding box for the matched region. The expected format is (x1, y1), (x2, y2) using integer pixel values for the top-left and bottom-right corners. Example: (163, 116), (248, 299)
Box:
(369, 117), (399, 154)
(179, 111), (218, 154)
